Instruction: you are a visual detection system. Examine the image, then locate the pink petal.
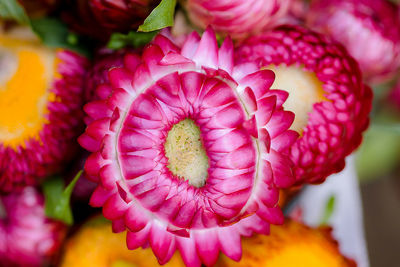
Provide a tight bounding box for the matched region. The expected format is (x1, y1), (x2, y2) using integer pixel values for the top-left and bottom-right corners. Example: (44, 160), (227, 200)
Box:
(103, 193), (129, 220)
(193, 27), (218, 69)
(181, 31), (201, 60)
(125, 205), (150, 232)
(218, 37), (234, 74)
(218, 227), (242, 261)
(177, 236), (201, 267)
(150, 224), (176, 264)
(194, 230), (220, 267)
(126, 224), (151, 250)
(89, 186), (114, 207)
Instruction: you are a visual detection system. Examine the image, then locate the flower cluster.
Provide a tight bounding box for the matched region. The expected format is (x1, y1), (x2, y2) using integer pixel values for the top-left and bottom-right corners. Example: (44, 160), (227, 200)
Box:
(2, 0), (390, 266)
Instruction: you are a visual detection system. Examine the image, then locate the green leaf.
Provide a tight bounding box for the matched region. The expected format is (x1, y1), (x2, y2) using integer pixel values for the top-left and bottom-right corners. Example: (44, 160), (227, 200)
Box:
(0, 0), (30, 24)
(138, 0), (176, 32)
(107, 31), (158, 50)
(320, 195), (336, 225)
(30, 17), (90, 56)
(43, 170), (83, 225)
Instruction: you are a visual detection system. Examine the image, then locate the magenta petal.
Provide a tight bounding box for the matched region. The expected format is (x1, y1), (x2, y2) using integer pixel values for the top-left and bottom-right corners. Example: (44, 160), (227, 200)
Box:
(240, 70), (275, 99)
(218, 37), (234, 73)
(99, 164), (118, 189)
(158, 194), (182, 221)
(89, 186), (114, 207)
(267, 110), (295, 138)
(112, 218), (126, 233)
(120, 155), (156, 180)
(257, 185), (279, 208)
(173, 200), (195, 228)
(103, 193), (129, 220)
(215, 189), (250, 210)
(136, 185), (170, 211)
(108, 68), (133, 92)
(160, 52), (193, 66)
(217, 145), (255, 169)
(125, 205), (149, 232)
(84, 100), (112, 121)
(268, 150), (295, 188)
(271, 130), (299, 153)
(193, 27), (219, 69)
(118, 128), (156, 153)
(257, 205), (284, 225)
(208, 130), (248, 153)
(152, 34), (180, 55)
(177, 236), (201, 267)
(218, 228), (242, 261)
(78, 133), (101, 152)
(194, 230), (220, 267)
(124, 53), (141, 73)
(126, 224), (151, 250)
(180, 71), (205, 106)
(84, 151), (103, 179)
(150, 224), (176, 264)
(181, 31), (201, 60)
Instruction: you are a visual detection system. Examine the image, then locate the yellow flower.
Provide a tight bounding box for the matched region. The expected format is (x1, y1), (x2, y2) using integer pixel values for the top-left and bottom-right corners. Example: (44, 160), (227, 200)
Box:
(217, 220), (356, 267)
(60, 217), (186, 267)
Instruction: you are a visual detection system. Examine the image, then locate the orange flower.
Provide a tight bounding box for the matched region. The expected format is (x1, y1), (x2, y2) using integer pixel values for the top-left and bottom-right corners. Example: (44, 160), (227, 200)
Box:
(217, 220), (356, 267)
(60, 217), (186, 267)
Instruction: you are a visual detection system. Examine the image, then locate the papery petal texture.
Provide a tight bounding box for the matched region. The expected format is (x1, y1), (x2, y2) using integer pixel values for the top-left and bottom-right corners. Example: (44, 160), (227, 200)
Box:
(0, 187), (67, 267)
(80, 29), (297, 266)
(236, 25), (372, 184)
(306, 0), (400, 84)
(183, 0), (291, 41)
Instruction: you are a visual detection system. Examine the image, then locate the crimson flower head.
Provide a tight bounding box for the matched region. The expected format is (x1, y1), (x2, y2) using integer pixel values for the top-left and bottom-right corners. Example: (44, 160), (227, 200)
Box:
(236, 25), (372, 184)
(0, 26), (88, 192)
(79, 28), (298, 266)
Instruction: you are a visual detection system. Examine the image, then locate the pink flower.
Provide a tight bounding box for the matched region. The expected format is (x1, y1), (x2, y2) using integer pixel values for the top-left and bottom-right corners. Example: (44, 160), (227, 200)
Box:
(183, 0), (291, 41)
(79, 28), (298, 266)
(236, 25), (372, 184)
(306, 0), (400, 84)
(0, 187), (67, 267)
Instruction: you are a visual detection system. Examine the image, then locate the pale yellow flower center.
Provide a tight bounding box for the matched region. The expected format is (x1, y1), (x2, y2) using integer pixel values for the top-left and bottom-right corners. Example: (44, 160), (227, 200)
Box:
(164, 119), (209, 187)
(266, 65), (327, 133)
(0, 35), (57, 148)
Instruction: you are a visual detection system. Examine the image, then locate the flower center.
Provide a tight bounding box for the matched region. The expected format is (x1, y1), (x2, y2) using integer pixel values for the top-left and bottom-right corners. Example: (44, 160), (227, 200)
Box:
(164, 119), (209, 187)
(0, 37), (56, 148)
(267, 65), (326, 133)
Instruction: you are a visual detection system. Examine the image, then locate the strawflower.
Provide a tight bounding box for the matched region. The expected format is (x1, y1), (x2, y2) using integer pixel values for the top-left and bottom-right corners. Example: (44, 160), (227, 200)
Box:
(0, 26), (88, 192)
(79, 28), (298, 266)
(236, 25), (372, 184)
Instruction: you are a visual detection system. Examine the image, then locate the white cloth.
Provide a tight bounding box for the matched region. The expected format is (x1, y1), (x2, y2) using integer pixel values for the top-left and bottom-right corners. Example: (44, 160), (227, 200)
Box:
(296, 156), (370, 267)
